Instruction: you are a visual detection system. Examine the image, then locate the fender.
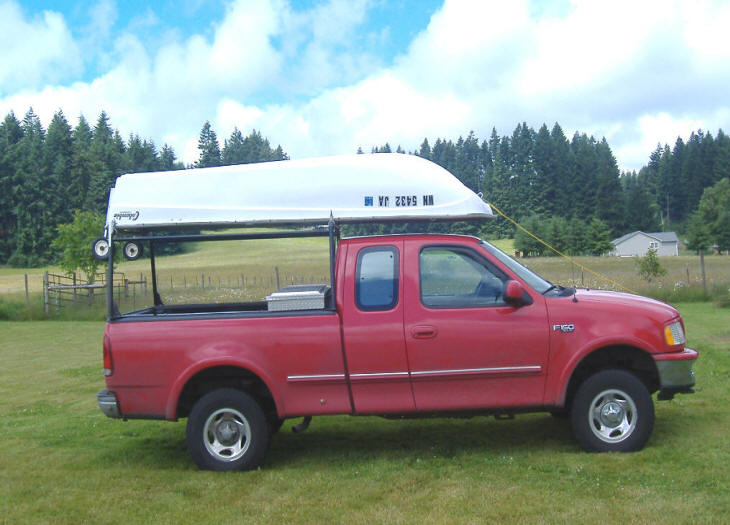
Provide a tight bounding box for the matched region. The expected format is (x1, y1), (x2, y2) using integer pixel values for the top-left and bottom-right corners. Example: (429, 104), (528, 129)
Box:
(546, 334), (657, 406)
(165, 355), (282, 420)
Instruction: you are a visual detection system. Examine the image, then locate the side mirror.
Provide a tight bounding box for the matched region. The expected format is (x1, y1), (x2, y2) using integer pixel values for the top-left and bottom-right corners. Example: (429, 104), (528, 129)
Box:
(504, 280), (529, 306)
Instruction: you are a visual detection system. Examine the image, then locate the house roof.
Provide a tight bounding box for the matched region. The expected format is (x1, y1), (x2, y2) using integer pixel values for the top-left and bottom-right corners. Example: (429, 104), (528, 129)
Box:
(612, 231), (678, 245)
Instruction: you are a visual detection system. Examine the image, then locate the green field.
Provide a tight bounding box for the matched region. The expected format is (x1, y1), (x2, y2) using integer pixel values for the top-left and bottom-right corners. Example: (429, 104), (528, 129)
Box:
(0, 303), (728, 524)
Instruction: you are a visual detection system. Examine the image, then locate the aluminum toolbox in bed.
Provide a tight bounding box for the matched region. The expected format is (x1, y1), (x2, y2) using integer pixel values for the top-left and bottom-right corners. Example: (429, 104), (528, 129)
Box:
(266, 284), (330, 312)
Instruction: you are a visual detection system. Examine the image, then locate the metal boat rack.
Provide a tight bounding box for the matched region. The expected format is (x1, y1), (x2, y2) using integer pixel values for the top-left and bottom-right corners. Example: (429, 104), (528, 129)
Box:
(105, 219), (339, 320)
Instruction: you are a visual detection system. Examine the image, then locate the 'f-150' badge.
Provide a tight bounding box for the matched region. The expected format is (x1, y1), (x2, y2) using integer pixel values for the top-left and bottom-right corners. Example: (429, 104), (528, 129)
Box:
(553, 324), (575, 333)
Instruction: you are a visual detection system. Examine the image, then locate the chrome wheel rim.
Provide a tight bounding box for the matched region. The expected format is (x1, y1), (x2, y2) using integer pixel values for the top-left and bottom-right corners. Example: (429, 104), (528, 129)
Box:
(588, 388), (637, 444)
(203, 408), (251, 462)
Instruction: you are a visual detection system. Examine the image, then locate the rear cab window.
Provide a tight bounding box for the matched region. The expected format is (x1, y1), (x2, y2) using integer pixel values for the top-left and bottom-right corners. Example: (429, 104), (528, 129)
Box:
(355, 246), (399, 311)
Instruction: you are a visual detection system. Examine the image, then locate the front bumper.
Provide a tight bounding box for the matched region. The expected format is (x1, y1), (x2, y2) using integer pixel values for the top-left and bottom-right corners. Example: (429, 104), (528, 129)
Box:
(654, 347), (698, 400)
(97, 389), (122, 418)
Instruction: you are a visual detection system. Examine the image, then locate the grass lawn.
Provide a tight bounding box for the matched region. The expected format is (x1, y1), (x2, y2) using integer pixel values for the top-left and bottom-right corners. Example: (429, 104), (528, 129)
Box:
(0, 302), (727, 524)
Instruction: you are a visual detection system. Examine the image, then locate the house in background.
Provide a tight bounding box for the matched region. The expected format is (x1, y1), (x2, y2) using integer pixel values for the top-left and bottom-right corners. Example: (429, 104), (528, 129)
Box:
(610, 231), (679, 256)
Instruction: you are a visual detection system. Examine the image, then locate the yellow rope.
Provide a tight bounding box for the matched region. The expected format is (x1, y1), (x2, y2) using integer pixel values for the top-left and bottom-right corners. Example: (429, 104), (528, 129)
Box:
(486, 201), (638, 295)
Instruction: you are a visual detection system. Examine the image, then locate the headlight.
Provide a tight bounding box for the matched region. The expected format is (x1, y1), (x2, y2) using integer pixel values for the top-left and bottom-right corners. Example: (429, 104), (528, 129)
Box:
(664, 321), (686, 346)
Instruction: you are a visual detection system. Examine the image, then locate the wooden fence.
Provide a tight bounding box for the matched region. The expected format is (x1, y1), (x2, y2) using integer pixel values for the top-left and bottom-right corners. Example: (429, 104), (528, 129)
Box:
(42, 271), (127, 313)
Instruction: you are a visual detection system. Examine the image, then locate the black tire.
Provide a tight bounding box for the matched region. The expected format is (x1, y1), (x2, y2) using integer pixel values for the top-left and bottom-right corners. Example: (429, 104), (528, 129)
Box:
(267, 415), (285, 434)
(186, 388), (270, 471)
(570, 369), (654, 452)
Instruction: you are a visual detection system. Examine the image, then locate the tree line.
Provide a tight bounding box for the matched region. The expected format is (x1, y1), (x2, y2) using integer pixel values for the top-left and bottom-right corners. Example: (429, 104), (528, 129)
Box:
(0, 110), (287, 266)
(1, 108), (727, 266)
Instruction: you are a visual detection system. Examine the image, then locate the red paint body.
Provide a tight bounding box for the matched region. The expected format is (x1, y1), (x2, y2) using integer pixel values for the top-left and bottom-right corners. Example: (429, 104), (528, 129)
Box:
(103, 235), (697, 421)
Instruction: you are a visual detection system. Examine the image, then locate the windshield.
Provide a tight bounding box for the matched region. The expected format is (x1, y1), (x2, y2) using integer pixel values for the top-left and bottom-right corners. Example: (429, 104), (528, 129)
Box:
(479, 241), (552, 294)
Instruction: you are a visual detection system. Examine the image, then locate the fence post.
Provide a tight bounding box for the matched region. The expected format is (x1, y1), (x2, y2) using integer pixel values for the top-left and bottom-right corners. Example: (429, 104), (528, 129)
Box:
(24, 274), (29, 303)
(42, 271), (48, 314)
(700, 249), (707, 293)
(274, 266), (280, 290)
(201, 273), (204, 289)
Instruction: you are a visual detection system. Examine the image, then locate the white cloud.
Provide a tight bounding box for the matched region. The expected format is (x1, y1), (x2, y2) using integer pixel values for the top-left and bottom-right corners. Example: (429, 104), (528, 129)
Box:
(0, 1), (82, 95)
(0, 0), (728, 171)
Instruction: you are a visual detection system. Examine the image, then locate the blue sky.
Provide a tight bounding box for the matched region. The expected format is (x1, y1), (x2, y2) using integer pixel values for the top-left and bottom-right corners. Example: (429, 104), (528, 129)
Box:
(1, 0), (728, 169)
(12, 0), (443, 96)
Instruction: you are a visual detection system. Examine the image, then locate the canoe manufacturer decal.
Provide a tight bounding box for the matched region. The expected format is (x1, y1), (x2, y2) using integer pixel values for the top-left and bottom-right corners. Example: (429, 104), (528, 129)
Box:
(113, 210), (140, 221)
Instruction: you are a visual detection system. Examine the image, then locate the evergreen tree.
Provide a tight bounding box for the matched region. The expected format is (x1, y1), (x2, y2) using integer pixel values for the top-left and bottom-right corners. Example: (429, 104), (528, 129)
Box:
(221, 128), (287, 165)
(532, 124), (555, 216)
(44, 111), (74, 224)
(713, 130), (730, 181)
(514, 215), (546, 256)
(85, 112), (124, 213)
(69, 116), (93, 212)
(567, 217), (590, 255)
(417, 138), (431, 159)
(9, 109), (48, 266)
(587, 217), (613, 255)
(623, 173), (659, 232)
(570, 133), (598, 219)
(546, 216), (570, 254)
(125, 135), (160, 173)
(160, 144), (182, 170)
(550, 123), (574, 215)
(196, 121), (221, 168)
(222, 128), (246, 165)
(593, 138), (625, 235)
(0, 112), (23, 261)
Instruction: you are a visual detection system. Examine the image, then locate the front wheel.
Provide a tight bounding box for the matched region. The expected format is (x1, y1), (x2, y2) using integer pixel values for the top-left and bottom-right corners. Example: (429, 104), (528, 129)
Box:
(186, 388), (270, 471)
(570, 369), (654, 452)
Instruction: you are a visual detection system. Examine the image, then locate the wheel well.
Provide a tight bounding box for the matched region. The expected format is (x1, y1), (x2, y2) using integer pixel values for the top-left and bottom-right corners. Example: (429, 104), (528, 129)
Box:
(176, 366), (276, 419)
(563, 346), (659, 409)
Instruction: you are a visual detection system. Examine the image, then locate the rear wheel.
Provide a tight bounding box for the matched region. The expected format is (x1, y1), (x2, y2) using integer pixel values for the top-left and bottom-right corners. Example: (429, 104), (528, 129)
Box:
(186, 388), (270, 471)
(570, 369), (654, 452)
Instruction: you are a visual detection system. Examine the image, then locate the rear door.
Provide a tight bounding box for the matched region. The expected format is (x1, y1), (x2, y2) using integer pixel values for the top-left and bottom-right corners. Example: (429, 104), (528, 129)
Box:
(403, 240), (549, 411)
(341, 239), (415, 414)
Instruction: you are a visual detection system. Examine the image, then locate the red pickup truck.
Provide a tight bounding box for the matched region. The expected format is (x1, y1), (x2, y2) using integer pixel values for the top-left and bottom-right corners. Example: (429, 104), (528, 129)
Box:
(95, 155), (697, 470)
(97, 232), (697, 470)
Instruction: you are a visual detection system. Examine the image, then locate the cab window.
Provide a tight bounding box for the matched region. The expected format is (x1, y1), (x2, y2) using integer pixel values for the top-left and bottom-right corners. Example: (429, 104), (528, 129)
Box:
(420, 247), (506, 308)
(356, 246), (399, 311)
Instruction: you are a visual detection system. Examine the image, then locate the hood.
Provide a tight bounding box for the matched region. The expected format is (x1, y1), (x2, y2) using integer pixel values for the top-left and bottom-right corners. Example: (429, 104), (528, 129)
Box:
(573, 288), (679, 322)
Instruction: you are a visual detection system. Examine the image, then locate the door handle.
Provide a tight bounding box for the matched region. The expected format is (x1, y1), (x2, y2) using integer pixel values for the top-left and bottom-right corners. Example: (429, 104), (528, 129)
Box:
(411, 325), (438, 339)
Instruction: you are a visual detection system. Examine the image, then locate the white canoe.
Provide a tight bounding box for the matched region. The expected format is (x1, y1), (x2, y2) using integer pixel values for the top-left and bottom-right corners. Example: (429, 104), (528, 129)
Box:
(106, 153), (493, 231)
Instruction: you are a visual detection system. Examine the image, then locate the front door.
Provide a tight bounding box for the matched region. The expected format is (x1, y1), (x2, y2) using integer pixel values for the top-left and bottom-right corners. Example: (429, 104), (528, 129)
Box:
(403, 242), (550, 411)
